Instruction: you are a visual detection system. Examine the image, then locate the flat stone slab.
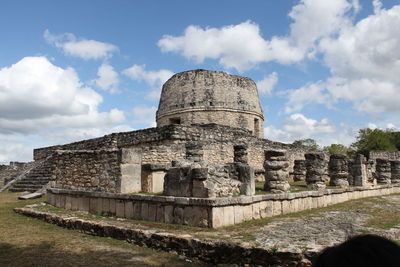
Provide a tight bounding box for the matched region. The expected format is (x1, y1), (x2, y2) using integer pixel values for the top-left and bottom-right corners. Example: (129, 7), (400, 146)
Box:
(18, 192), (44, 200)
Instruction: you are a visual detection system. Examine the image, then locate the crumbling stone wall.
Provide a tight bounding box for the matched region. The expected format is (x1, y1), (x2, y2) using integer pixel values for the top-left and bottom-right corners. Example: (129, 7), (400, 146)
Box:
(140, 144), (185, 165)
(53, 150), (123, 193)
(370, 151), (400, 161)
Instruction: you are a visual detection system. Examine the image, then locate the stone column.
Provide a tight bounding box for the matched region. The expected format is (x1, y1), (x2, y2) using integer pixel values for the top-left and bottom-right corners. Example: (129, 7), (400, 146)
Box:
(305, 152), (327, 190)
(328, 154), (349, 188)
(185, 142), (203, 162)
(293, 159), (306, 181)
(366, 160), (376, 185)
(375, 158), (391, 184)
(264, 150), (290, 193)
(350, 155), (368, 186)
(234, 145), (248, 163)
(390, 160), (400, 183)
(234, 145), (254, 196)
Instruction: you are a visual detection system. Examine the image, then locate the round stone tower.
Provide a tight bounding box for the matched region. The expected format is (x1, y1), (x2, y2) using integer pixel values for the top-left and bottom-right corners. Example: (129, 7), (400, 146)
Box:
(156, 69), (264, 138)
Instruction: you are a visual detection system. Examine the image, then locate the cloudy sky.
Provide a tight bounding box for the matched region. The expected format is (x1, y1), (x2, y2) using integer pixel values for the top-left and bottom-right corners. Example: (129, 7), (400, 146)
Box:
(1, 0), (399, 163)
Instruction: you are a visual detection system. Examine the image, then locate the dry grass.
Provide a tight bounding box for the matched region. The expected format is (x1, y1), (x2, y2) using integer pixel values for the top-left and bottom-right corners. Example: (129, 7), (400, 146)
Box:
(0, 192), (208, 267)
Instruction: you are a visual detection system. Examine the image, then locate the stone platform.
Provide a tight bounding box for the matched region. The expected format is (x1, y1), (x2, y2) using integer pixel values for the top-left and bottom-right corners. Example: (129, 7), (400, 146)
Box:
(47, 184), (400, 228)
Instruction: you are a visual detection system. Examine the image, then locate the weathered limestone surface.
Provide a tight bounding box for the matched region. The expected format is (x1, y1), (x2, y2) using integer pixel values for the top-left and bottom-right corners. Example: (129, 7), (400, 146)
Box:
(293, 159), (306, 181)
(264, 150), (290, 193)
(156, 70), (264, 138)
(47, 184), (400, 228)
(164, 143), (254, 198)
(53, 150), (122, 193)
(328, 154), (349, 188)
(141, 164), (167, 193)
(376, 158), (392, 184)
(390, 160), (400, 183)
(305, 153), (327, 190)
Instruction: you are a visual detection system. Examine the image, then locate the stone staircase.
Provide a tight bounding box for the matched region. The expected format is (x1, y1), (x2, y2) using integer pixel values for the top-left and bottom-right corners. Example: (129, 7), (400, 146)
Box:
(8, 158), (53, 193)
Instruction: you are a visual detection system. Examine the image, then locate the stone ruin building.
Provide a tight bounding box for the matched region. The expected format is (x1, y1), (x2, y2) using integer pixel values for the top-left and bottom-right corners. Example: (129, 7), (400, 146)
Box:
(2, 69), (400, 228)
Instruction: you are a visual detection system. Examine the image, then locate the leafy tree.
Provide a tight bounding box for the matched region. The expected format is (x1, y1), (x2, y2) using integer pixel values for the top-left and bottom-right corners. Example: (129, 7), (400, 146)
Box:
(390, 131), (400, 150)
(351, 128), (397, 158)
(292, 138), (320, 151)
(323, 144), (351, 155)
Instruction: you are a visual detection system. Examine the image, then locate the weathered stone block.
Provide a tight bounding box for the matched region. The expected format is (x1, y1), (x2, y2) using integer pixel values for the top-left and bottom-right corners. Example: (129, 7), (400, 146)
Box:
(101, 198), (109, 215)
(234, 205), (244, 223)
(109, 199), (116, 216)
(79, 197), (90, 212)
(132, 202), (141, 220)
(243, 204), (253, 221)
(164, 205), (173, 224)
(252, 202), (261, 220)
(140, 202), (149, 220)
(272, 201), (282, 216)
(71, 196), (79, 211)
(211, 207), (224, 228)
(156, 205), (164, 223)
(125, 201), (134, 219)
(223, 206), (235, 226)
(116, 200), (125, 217)
(65, 195), (72, 210)
(173, 206), (184, 224)
(148, 204), (157, 221)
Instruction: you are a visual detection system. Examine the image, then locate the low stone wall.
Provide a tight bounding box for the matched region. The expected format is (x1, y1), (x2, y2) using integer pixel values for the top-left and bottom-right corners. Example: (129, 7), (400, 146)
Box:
(47, 184), (400, 228)
(15, 207), (312, 266)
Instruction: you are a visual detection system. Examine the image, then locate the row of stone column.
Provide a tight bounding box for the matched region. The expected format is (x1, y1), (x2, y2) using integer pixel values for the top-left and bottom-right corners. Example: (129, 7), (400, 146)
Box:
(291, 154), (400, 189)
(265, 150), (400, 192)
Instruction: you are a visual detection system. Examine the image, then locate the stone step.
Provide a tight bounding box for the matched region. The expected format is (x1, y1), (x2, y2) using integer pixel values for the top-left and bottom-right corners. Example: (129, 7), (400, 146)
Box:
(19, 178), (50, 183)
(9, 187), (37, 193)
(12, 181), (45, 186)
(12, 184), (43, 189)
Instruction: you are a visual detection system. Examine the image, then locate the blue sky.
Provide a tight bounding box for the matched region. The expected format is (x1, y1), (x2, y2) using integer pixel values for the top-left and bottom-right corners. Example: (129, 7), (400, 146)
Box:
(1, 0), (400, 163)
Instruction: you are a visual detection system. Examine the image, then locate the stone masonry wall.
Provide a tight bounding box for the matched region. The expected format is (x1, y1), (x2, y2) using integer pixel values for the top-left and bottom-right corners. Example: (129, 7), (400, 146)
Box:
(140, 144), (186, 165)
(34, 124), (259, 160)
(48, 184), (400, 228)
(370, 151), (400, 161)
(157, 110), (264, 138)
(53, 150), (122, 193)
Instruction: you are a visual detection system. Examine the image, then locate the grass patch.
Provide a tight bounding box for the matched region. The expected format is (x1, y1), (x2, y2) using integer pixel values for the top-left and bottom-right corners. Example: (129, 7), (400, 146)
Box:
(0, 191), (207, 267)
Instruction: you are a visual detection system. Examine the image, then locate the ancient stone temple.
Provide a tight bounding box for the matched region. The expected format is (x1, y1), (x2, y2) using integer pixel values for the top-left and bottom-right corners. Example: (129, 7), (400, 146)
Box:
(7, 69), (400, 228)
(156, 70), (265, 138)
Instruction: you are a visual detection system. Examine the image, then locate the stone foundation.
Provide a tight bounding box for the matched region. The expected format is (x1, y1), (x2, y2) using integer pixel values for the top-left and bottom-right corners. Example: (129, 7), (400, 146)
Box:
(47, 184), (400, 228)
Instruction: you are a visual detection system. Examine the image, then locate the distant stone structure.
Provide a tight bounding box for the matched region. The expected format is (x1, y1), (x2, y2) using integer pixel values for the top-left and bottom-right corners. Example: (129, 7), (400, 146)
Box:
(5, 69), (400, 228)
(156, 70), (264, 138)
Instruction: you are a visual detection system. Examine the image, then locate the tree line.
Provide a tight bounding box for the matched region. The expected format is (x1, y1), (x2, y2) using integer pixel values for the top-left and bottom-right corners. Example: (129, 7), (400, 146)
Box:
(291, 128), (400, 159)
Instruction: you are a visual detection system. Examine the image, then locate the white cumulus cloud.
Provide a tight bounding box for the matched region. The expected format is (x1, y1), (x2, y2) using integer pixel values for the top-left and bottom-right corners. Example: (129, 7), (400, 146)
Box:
(123, 64), (174, 100)
(286, 2), (400, 114)
(157, 0), (359, 71)
(257, 72), (278, 95)
(44, 29), (118, 60)
(95, 62), (119, 93)
(0, 56), (129, 163)
(265, 113), (336, 144)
